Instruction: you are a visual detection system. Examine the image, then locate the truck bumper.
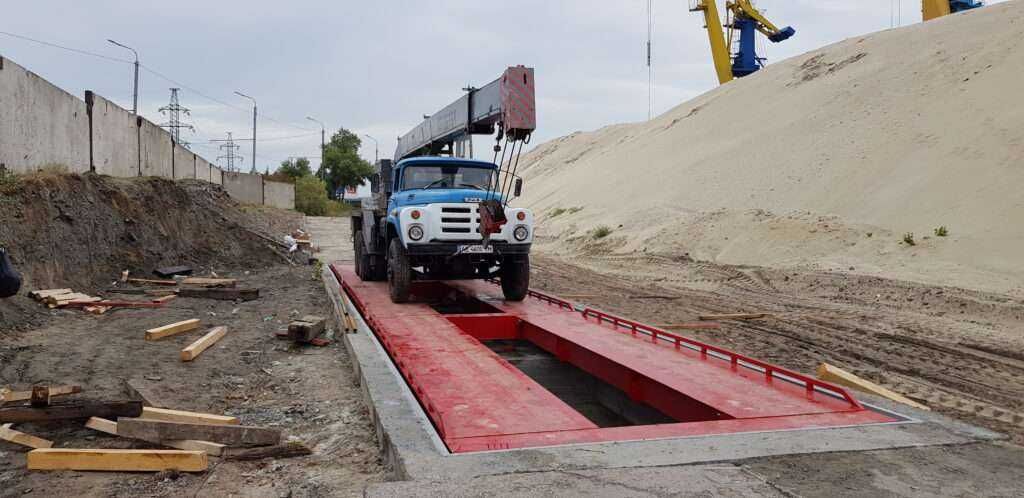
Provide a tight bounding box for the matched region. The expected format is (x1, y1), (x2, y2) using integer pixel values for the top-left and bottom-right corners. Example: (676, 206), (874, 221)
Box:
(405, 242), (531, 257)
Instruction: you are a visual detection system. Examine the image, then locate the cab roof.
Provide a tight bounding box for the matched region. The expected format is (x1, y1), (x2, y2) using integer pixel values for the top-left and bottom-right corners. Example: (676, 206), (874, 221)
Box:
(395, 157), (497, 169)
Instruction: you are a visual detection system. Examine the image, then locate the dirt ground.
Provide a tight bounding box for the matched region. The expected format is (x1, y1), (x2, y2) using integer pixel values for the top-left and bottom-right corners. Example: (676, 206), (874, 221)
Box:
(529, 252), (1024, 445)
(0, 263), (384, 497)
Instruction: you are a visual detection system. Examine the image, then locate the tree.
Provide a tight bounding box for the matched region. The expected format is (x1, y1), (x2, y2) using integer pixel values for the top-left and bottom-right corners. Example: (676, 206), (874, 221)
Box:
(294, 175), (330, 216)
(274, 157), (312, 182)
(321, 128), (374, 200)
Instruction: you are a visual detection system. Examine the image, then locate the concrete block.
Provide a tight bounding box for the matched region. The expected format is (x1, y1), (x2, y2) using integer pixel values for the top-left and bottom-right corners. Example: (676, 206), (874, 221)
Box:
(139, 117), (173, 179)
(264, 180), (295, 210)
(223, 171), (263, 205)
(87, 92), (138, 177)
(172, 143), (194, 179)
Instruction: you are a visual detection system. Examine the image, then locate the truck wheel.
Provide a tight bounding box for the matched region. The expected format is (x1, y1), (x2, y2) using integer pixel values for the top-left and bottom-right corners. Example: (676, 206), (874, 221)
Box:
(354, 230), (372, 280)
(388, 238), (412, 303)
(501, 255), (530, 301)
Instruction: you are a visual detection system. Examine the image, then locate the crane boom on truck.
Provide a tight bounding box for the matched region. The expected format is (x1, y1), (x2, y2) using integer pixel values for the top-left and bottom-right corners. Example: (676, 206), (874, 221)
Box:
(352, 66), (537, 303)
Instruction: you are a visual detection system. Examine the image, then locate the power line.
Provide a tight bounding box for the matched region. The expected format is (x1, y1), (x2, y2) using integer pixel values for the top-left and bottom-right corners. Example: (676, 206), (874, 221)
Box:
(0, 30), (132, 64)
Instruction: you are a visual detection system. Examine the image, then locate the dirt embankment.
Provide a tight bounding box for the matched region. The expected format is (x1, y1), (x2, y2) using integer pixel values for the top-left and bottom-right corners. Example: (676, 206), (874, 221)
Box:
(0, 173), (298, 330)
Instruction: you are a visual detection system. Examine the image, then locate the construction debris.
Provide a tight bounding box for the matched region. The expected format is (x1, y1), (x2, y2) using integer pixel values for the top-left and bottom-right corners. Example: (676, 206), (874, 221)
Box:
(181, 277), (237, 288)
(698, 313), (774, 321)
(153, 265), (193, 278)
(2, 385), (82, 404)
(0, 423), (54, 449)
(145, 319), (201, 341)
(0, 401), (143, 423)
(181, 326), (228, 362)
(27, 448), (208, 472)
(115, 418), (280, 447)
(816, 362), (930, 411)
(223, 442), (312, 461)
(127, 278), (178, 286)
(138, 406), (239, 425)
(86, 417), (226, 456)
(28, 289), (72, 300)
(287, 316), (326, 343)
(178, 287), (259, 301)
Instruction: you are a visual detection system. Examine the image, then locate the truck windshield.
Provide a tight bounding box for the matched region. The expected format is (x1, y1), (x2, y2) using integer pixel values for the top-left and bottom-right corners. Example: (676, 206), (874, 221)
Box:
(402, 164), (497, 191)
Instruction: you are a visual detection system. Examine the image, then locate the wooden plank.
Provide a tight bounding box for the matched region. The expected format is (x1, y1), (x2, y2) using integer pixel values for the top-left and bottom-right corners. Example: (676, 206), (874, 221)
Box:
(181, 326), (228, 362)
(121, 270), (130, 282)
(145, 319), (201, 341)
(116, 418), (280, 447)
(30, 386), (50, 407)
(29, 289), (72, 300)
(0, 423), (54, 449)
(128, 278), (178, 286)
(817, 363), (930, 411)
(178, 287), (259, 301)
(152, 295), (177, 304)
(44, 292), (90, 304)
(287, 316), (325, 343)
(85, 418), (225, 456)
(2, 385), (82, 403)
(652, 323), (722, 330)
(181, 277), (237, 288)
(223, 442), (311, 461)
(698, 313), (773, 321)
(27, 448), (207, 472)
(64, 300), (164, 309)
(0, 401), (142, 423)
(140, 407), (238, 425)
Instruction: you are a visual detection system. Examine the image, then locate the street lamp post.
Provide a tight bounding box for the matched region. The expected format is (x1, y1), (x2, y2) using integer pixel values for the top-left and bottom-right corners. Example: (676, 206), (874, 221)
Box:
(363, 134), (379, 164)
(107, 39), (139, 115)
(234, 91), (257, 174)
(306, 117), (326, 180)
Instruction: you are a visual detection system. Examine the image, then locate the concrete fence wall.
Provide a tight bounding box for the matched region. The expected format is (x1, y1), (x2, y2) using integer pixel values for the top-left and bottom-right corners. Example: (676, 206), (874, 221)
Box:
(0, 53), (293, 209)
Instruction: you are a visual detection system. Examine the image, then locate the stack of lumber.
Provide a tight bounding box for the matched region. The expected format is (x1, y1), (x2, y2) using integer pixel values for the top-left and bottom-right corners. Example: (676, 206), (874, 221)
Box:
(29, 289), (102, 310)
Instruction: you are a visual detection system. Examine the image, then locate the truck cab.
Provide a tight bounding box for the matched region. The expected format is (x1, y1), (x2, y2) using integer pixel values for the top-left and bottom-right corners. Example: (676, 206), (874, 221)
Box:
(352, 157), (533, 303)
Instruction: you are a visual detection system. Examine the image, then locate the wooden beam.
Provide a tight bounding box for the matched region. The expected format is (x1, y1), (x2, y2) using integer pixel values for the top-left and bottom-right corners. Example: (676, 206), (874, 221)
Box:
(698, 313), (773, 321)
(154, 266), (193, 278)
(181, 326), (228, 362)
(128, 278), (178, 286)
(152, 295), (177, 304)
(0, 401), (142, 423)
(0, 423), (54, 449)
(181, 278), (237, 288)
(178, 287), (259, 301)
(29, 289), (72, 300)
(30, 386), (50, 407)
(145, 319), (201, 341)
(288, 316), (325, 343)
(140, 407), (238, 425)
(85, 418), (225, 456)
(816, 363), (930, 411)
(2, 385), (82, 404)
(223, 442), (311, 461)
(27, 448), (207, 472)
(116, 418), (280, 447)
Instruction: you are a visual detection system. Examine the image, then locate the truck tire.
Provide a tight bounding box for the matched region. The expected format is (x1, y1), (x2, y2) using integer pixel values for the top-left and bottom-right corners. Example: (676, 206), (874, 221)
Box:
(388, 238), (412, 303)
(354, 230), (372, 280)
(500, 255), (530, 301)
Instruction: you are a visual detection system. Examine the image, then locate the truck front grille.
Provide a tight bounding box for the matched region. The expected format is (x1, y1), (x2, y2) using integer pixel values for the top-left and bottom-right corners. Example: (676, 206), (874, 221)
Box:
(436, 204), (482, 240)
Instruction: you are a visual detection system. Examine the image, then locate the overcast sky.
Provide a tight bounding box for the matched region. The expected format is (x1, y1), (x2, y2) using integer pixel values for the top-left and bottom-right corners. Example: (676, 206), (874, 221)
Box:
(2, 1), (1008, 172)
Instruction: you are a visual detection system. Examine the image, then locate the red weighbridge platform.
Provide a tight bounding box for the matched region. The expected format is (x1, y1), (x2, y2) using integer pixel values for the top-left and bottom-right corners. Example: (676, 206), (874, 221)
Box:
(330, 264), (897, 453)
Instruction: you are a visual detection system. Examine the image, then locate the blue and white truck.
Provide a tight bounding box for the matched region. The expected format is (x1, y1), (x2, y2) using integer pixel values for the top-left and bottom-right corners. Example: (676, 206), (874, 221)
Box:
(352, 66), (537, 303)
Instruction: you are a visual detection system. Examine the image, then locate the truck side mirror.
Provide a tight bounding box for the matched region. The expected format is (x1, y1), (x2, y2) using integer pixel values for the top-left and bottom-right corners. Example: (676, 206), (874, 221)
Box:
(514, 178), (523, 197)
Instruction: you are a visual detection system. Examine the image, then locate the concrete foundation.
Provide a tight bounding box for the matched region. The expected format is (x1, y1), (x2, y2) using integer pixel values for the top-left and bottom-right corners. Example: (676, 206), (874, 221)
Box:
(0, 55), (89, 173)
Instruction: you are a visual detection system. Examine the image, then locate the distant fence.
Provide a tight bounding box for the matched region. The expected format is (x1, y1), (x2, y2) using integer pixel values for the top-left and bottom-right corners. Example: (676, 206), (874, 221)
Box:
(0, 54), (293, 209)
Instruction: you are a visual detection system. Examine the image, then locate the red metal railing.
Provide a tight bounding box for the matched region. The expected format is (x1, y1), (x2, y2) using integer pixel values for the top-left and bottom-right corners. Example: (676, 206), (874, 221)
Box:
(580, 307), (864, 409)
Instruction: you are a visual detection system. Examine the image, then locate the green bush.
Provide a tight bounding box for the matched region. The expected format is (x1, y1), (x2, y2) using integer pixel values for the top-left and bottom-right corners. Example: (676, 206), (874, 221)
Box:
(294, 176), (331, 216)
(902, 232), (916, 246)
(591, 225), (612, 239)
(934, 226), (949, 237)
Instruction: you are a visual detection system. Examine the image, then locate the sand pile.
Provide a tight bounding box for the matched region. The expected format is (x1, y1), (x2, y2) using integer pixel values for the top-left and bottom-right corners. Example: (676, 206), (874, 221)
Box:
(518, 1), (1024, 295)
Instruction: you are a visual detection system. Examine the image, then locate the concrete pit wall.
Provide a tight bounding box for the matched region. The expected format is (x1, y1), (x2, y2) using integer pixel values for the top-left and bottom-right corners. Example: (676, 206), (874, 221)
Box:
(264, 180), (296, 210)
(0, 56), (90, 173)
(223, 171), (264, 205)
(86, 92), (138, 178)
(139, 117), (173, 179)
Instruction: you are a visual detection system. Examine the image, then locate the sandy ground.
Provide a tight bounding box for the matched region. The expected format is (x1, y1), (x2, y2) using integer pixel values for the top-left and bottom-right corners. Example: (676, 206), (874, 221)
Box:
(0, 255), (383, 496)
(529, 251), (1024, 445)
(516, 1), (1024, 297)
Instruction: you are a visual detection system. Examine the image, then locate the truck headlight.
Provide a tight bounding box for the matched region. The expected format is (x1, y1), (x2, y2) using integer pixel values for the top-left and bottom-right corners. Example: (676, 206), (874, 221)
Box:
(513, 225), (529, 241)
(408, 225), (424, 241)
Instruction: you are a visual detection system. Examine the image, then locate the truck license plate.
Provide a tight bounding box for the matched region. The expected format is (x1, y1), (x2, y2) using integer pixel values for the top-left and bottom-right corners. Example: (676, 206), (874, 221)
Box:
(459, 244), (493, 254)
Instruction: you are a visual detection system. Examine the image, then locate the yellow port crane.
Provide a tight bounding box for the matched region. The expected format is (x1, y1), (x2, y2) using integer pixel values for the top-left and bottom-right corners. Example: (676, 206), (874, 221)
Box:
(922, 0), (984, 21)
(690, 0), (795, 85)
